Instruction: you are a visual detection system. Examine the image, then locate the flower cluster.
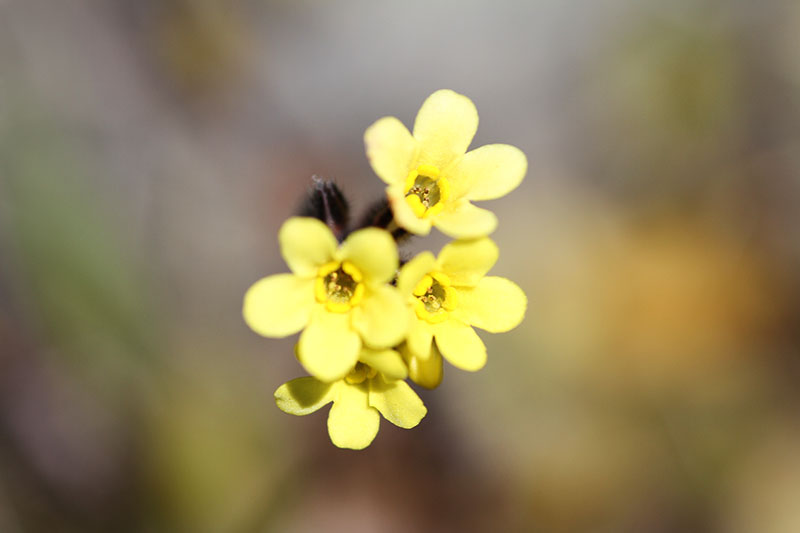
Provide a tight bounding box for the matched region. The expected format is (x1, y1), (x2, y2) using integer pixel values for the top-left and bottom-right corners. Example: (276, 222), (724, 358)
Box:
(244, 90), (527, 449)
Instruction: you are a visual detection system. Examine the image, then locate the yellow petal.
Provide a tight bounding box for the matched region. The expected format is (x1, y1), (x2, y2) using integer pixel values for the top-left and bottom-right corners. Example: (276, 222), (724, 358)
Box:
(449, 144), (527, 201)
(436, 237), (498, 287)
(412, 89), (478, 170)
(279, 217), (338, 277)
(433, 200), (497, 239)
(338, 227), (398, 284)
(433, 319), (487, 371)
(351, 285), (409, 348)
(401, 343), (443, 389)
(298, 308), (361, 382)
(364, 116), (417, 185)
(243, 274), (315, 337)
(407, 317), (433, 359)
(274, 377), (336, 415)
(387, 184), (433, 235)
(397, 251), (436, 295)
(359, 348), (408, 381)
(454, 276), (527, 333)
(327, 382), (380, 449)
(368, 378), (427, 429)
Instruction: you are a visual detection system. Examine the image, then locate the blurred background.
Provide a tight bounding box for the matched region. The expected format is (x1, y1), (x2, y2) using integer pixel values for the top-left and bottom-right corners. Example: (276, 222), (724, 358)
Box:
(1, 1), (799, 531)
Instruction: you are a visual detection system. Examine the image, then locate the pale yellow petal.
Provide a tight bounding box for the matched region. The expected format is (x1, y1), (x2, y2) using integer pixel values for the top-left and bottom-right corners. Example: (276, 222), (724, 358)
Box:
(359, 348), (407, 381)
(406, 317), (433, 359)
(327, 382), (380, 449)
(351, 285), (408, 348)
(364, 116), (417, 185)
(436, 237), (498, 287)
(298, 309), (361, 382)
(433, 200), (497, 239)
(274, 377), (336, 415)
(413, 89), (478, 169)
(387, 184), (433, 235)
(397, 251), (436, 295)
(448, 144), (527, 201)
(279, 217), (338, 277)
(454, 276), (527, 333)
(402, 343), (443, 389)
(338, 227), (398, 284)
(433, 319), (487, 371)
(369, 378), (427, 429)
(243, 274), (314, 337)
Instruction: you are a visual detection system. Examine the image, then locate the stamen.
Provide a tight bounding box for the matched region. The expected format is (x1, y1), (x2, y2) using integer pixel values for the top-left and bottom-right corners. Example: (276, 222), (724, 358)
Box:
(413, 271), (457, 323)
(345, 362), (377, 384)
(403, 165), (450, 219)
(315, 260), (364, 313)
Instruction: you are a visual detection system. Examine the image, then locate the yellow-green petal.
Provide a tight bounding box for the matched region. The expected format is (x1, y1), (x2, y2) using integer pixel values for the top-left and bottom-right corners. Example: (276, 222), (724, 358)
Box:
(327, 382), (380, 449)
(413, 89), (478, 170)
(351, 285), (408, 348)
(436, 237), (498, 287)
(243, 274), (315, 337)
(397, 251), (436, 295)
(455, 276), (527, 333)
(402, 344), (444, 389)
(433, 319), (487, 371)
(407, 317), (433, 359)
(433, 200), (498, 239)
(387, 184), (433, 235)
(279, 217), (338, 277)
(338, 227), (398, 284)
(365, 116), (417, 186)
(449, 144), (527, 201)
(369, 378), (427, 429)
(359, 348), (407, 381)
(274, 377), (336, 415)
(298, 308), (361, 382)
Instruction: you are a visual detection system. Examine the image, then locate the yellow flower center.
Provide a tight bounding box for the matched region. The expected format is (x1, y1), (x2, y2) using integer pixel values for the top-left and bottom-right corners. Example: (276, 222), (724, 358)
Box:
(345, 362), (378, 384)
(315, 260), (365, 313)
(412, 271), (458, 324)
(404, 164), (450, 219)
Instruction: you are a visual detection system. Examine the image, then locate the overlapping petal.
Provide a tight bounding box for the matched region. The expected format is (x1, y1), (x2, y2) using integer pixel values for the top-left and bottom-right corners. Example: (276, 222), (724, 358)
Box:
(243, 274), (315, 337)
(433, 319), (487, 371)
(274, 377), (335, 415)
(449, 144), (527, 201)
(339, 227), (399, 284)
(403, 344), (444, 390)
(436, 238), (499, 287)
(455, 276), (527, 333)
(397, 251), (436, 295)
(327, 382), (380, 450)
(406, 318), (434, 359)
(298, 308), (361, 382)
(279, 217), (338, 277)
(359, 348), (407, 381)
(413, 89), (478, 170)
(364, 116), (417, 185)
(369, 378), (427, 429)
(434, 200), (498, 239)
(351, 285), (408, 348)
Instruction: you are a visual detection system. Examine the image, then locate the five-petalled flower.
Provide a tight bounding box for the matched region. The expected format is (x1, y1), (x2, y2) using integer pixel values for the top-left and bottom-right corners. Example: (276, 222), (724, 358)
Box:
(243, 217), (408, 382)
(397, 238), (527, 388)
(274, 348), (426, 449)
(364, 89), (527, 238)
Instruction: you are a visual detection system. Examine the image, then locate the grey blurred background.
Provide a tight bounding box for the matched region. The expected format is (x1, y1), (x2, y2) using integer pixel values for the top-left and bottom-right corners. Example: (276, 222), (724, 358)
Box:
(1, 1), (799, 532)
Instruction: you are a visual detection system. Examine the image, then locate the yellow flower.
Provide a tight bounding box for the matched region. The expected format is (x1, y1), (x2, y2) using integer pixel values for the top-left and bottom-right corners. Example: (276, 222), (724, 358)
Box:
(274, 348), (427, 450)
(364, 89), (527, 238)
(243, 217), (408, 382)
(397, 238), (526, 386)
